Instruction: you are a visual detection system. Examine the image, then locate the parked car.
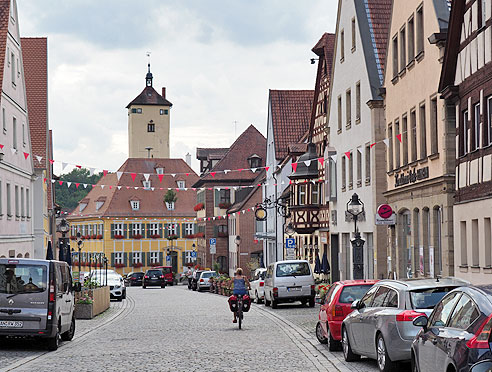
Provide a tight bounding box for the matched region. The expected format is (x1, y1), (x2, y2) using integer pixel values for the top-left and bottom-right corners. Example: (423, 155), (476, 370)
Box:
(249, 268), (267, 304)
(341, 277), (469, 372)
(142, 269), (166, 288)
(264, 260), (315, 308)
(152, 266), (173, 285)
(89, 270), (126, 301)
(197, 271), (218, 291)
(125, 272), (144, 286)
(317, 280), (378, 351)
(191, 270), (205, 291)
(470, 361), (492, 372)
(0, 258), (77, 351)
(412, 285), (492, 372)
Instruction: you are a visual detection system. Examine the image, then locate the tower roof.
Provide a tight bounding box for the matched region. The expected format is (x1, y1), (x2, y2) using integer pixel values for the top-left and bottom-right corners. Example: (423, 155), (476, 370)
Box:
(126, 65), (173, 108)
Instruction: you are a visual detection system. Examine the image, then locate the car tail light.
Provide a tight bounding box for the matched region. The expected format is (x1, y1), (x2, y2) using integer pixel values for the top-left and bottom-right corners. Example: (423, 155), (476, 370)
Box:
(144, 276), (149, 279)
(160, 275), (164, 279)
(396, 310), (424, 322)
(333, 305), (343, 317)
(199, 279), (204, 282)
(131, 277), (136, 280)
(259, 282), (264, 287)
(273, 287), (278, 297)
(49, 280), (55, 303)
(467, 314), (492, 349)
(311, 285), (315, 290)
(47, 311), (52, 320)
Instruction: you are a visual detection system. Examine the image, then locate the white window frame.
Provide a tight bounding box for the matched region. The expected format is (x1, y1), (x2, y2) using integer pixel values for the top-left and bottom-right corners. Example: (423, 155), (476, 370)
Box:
(150, 223), (159, 235)
(132, 223), (142, 236)
(131, 200), (140, 210)
(87, 225), (92, 236)
(176, 180), (185, 188)
(185, 251), (194, 264)
(142, 181), (151, 189)
(98, 224), (103, 235)
(184, 223), (194, 236)
(132, 251), (142, 264)
(114, 223), (124, 236)
(150, 251), (159, 264)
(299, 184), (306, 205)
(115, 252), (124, 265)
(463, 109), (469, 155)
(168, 223), (178, 236)
(156, 168), (164, 175)
(474, 103), (480, 150)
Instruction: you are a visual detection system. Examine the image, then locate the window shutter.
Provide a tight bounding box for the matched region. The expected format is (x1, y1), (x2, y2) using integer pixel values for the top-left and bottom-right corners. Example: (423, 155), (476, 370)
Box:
(182, 251), (186, 268)
(214, 189), (220, 207)
(159, 252), (163, 265)
(128, 252), (133, 266)
(146, 223), (150, 238)
(214, 225), (218, 237)
(111, 252), (115, 267)
(164, 224), (169, 238)
(111, 224), (114, 239)
(176, 223), (181, 238)
(182, 223), (185, 237)
(159, 223), (163, 238)
(141, 251), (146, 266)
(124, 252), (128, 267)
(129, 223), (133, 238)
(123, 224), (127, 239)
(194, 224), (197, 234)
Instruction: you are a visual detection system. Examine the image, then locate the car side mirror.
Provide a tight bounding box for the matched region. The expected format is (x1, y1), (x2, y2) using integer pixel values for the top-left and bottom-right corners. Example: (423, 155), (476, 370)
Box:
(74, 282), (82, 292)
(351, 300), (360, 310)
(470, 361), (492, 372)
(412, 315), (428, 331)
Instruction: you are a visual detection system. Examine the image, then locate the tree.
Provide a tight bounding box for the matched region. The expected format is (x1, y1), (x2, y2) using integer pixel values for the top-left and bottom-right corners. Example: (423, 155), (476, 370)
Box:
(55, 168), (103, 212)
(164, 189), (178, 204)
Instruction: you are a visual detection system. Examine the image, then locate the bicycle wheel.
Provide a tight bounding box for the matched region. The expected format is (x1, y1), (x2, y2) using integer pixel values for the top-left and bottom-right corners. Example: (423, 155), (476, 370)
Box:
(238, 309), (242, 329)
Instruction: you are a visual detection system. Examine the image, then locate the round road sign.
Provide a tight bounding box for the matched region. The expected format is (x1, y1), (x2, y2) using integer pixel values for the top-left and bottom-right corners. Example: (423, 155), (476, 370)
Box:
(377, 204), (393, 219)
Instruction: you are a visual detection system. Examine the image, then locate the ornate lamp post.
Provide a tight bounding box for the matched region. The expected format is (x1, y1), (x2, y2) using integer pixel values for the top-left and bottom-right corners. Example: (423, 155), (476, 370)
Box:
(76, 232), (84, 285)
(346, 193), (365, 280)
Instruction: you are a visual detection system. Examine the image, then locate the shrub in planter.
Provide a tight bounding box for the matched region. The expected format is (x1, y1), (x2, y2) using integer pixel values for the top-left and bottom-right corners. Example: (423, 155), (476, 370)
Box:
(91, 234), (97, 239)
(184, 234), (195, 239)
(150, 234), (161, 239)
(84, 235), (91, 240)
(114, 263), (125, 268)
(132, 262), (143, 268)
(193, 203), (204, 212)
(218, 202), (231, 209)
(96, 234), (103, 239)
(132, 234), (143, 239)
(114, 234), (124, 239)
(70, 236), (76, 240)
(167, 234), (179, 240)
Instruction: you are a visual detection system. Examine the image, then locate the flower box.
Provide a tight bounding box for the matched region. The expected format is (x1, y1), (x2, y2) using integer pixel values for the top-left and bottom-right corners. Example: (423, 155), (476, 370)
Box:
(74, 303), (93, 319)
(150, 262), (162, 267)
(70, 236), (76, 240)
(97, 234), (103, 239)
(184, 234), (195, 239)
(84, 235), (91, 240)
(132, 262), (143, 268)
(195, 232), (205, 238)
(114, 234), (124, 239)
(131, 234), (143, 240)
(218, 202), (231, 209)
(167, 234), (179, 240)
(114, 263), (125, 268)
(193, 203), (205, 212)
(150, 234), (161, 239)
(91, 234), (97, 239)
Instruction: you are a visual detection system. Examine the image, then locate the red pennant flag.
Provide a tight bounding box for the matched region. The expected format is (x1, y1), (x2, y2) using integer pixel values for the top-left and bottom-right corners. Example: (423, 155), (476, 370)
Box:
(158, 174), (164, 182)
(103, 170), (108, 177)
(265, 166), (270, 172)
(75, 183), (80, 189)
(257, 183), (261, 187)
(248, 208), (251, 212)
(92, 185), (96, 188)
(0, 144), (3, 149)
(238, 168), (244, 172)
(370, 142), (377, 148)
(131, 173), (137, 181)
(43, 178), (47, 183)
(58, 181), (63, 186)
(23, 152), (29, 160)
(344, 151), (351, 159)
(208, 188), (213, 190)
(318, 157), (324, 167)
(126, 186), (130, 189)
(76, 165), (82, 169)
(109, 186), (112, 189)
(49, 159), (55, 164)
(396, 134), (402, 143)
(186, 173), (190, 176)
(289, 180), (292, 184)
(210, 172), (216, 178)
(292, 162), (298, 172)
(159, 187), (163, 190)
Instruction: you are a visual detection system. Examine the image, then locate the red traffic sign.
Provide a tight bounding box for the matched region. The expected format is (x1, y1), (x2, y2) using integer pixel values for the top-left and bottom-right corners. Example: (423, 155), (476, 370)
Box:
(377, 204), (393, 219)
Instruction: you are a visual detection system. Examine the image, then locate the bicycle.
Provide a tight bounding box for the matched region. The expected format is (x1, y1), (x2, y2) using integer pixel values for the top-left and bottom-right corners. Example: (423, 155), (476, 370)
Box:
(235, 294), (244, 330)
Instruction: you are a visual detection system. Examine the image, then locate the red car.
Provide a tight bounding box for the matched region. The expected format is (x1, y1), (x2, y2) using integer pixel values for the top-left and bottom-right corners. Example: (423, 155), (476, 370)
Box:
(152, 266), (174, 285)
(316, 280), (378, 351)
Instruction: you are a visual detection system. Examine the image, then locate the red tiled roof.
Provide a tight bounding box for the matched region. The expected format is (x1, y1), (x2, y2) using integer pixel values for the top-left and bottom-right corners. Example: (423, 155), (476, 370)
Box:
(312, 33), (336, 82)
(270, 90), (314, 161)
(194, 125), (266, 186)
(126, 86), (172, 108)
(366, 0), (392, 76)
(22, 37), (48, 169)
(288, 143), (308, 155)
(196, 148), (229, 160)
(69, 158), (199, 219)
(0, 0), (10, 98)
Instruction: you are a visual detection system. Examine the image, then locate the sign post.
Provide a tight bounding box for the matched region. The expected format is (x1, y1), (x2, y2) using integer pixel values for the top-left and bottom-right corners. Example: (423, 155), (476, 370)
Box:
(209, 238), (216, 267)
(375, 204), (396, 225)
(285, 238), (296, 260)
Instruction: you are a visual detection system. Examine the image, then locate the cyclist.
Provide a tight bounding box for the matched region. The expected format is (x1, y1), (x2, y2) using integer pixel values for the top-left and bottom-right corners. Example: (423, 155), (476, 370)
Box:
(232, 268), (250, 323)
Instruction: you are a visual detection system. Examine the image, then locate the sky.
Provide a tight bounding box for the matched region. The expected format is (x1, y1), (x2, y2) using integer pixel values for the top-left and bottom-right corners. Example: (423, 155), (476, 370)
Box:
(17, 0), (337, 174)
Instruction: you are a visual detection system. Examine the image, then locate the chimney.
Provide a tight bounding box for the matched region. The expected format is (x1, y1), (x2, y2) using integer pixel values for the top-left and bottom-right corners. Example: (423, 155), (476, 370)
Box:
(162, 87), (166, 99)
(185, 153), (191, 166)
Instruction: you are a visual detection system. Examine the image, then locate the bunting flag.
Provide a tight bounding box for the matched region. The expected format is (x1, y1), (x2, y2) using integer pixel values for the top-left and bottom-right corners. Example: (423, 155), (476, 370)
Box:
(330, 155), (337, 163)
(0, 144), (3, 149)
(36, 155), (43, 163)
(383, 138), (390, 147)
(318, 158), (324, 167)
(76, 165), (82, 169)
(224, 170), (230, 174)
(210, 172), (216, 178)
(131, 173), (137, 181)
(10, 148), (16, 154)
(51, 179), (56, 184)
(396, 134), (402, 143)
(117, 186), (122, 190)
(67, 182), (72, 188)
(358, 147), (363, 154)
(83, 184), (87, 188)
(171, 174), (176, 178)
(23, 152), (29, 160)
(89, 168), (95, 176)
(251, 168), (257, 173)
(62, 162), (68, 171)
(370, 142), (377, 149)
(103, 170), (108, 177)
(344, 151), (351, 159)
(49, 159), (55, 164)
(303, 160), (311, 167)
(265, 166), (270, 172)
(117, 172), (123, 181)
(292, 163), (298, 173)
(75, 183), (80, 189)
(158, 174), (164, 182)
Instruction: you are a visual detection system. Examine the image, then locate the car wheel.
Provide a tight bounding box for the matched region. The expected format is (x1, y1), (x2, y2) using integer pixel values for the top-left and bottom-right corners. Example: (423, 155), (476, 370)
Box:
(272, 299), (278, 309)
(316, 322), (328, 344)
(309, 298), (315, 307)
(61, 317), (75, 341)
(326, 326), (341, 351)
(301, 299), (307, 306)
(255, 291), (262, 304)
(122, 291), (127, 300)
(117, 296), (123, 302)
(142, 285), (146, 289)
(265, 293), (271, 307)
(47, 326), (60, 351)
(376, 334), (395, 372)
(411, 352), (419, 372)
(342, 327), (360, 362)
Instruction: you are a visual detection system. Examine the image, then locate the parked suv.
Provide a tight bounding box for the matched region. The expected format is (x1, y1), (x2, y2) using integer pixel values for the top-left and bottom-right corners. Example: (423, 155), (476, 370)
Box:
(249, 268), (266, 304)
(142, 269), (166, 288)
(264, 260), (315, 308)
(125, 272), (144, 286)
(0, 258), (76, 351)
(341, 277), (469, 372)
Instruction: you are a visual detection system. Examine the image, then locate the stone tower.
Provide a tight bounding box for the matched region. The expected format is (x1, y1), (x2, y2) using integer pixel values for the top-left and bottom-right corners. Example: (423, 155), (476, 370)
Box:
(127, 64), (172, 158)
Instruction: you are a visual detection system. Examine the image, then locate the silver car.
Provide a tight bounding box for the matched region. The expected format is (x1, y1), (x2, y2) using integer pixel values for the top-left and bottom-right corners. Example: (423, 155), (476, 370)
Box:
(341, 278), (469, 372)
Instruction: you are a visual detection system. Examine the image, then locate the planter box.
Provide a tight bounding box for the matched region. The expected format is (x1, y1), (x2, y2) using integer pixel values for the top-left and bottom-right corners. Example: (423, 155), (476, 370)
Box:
(74, 286), (110, 319)
(74, 303), (93, 319)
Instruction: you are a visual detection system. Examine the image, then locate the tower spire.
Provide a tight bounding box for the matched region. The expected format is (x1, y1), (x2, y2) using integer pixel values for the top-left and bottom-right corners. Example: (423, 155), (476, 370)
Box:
(146, 52), (153, 87)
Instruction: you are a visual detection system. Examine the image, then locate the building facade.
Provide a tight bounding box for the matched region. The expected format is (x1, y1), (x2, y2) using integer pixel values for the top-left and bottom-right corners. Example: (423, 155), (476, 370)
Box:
(440, 0), (492, 284)
(383, 0), (454, 279)
(327, 0), (391, 280)
(0, 0), (35, 259)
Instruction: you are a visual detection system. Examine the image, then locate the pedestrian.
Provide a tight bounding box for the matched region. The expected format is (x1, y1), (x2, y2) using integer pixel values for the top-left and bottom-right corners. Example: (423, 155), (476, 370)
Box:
(232, 268), (250, 323)
(186, 267), (192, 289)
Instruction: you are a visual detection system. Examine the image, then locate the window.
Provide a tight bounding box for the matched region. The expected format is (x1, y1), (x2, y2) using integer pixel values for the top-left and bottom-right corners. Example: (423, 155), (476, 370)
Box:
(488, 97), (492, 146)
(430, 98), (438, 154)
(249, 156), (261, 168)
(473, 103), (480, 151)
(383, 289), (399, 308)
(167, 223), (178, 236)
(10, 52), (15, 85)
(12, 117), (16, 150)
(472, 219), (479, 266)
(429, 292), (460, 327)
(348, 152), (353, 188)
(87, 225), (92, 236)
(342, 156), (346, 190)
(25, 188), (29, 218)
(372, 286), (390, 307)
(147, 122), (155, 132)
(132, 251), (141, 264)
(410, 109), (417, 162)
(98, 224), (103, 235)
(329, 158), (337, 199)
(0, 180), (2, 216)
(461, 221), (467, 266)
(356, 149), (362, 186)
(2, 108), (5, 133)
(20, 187), (24, 217)
(346, 89), (351, 127)
(360, 286), (378, 308)
(402, 115), (408, 165)
(217, 225), (227, 235)
(408, 15), (415, 63)
(14, 185), (18, 217)
(485, 218), (491, 267)
(156, 167), (164, 175)
(388, 124), (394, 170)
(150, 251), (159, 264)
(160, 109), (168, 115)
(355, 82), (361, 122)
(114, 252), (123, 265)
(365, 144), (371, 183)
(416, 5), (424, 55)
(392, 35), (399, 78)
(149, 223), (159, 236)
(177, 180), (185, 189)
(338, 95), (342, 132)
(351, 18), (356, 51)
(420, 104), (427, 159)
(395, 119), (401, 168)
(184, 223), (194, 236)
(478, 0), (486, 29)
(311, 183), (320, 204)
(400, 26), (406, 72)
(142, 181), (151, 189)
(448, 294), (480, 329)
(463, 109), (469, 156)
(215, 189), (231, 207)
(132, 223), (142, 237)
(340, 29), (345, 61)
(299, 184), (306, 205)
(130, 200), (139, 210)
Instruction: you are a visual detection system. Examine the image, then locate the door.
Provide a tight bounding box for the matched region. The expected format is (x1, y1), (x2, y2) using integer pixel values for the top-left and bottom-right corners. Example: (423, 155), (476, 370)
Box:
(330, 236), (340, 282)
(170, 251), (178, 274)
(349, 285), (378, 352)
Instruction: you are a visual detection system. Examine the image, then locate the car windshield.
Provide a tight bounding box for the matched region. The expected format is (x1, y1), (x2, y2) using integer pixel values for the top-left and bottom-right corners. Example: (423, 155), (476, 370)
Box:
(133, 273), (144, 278)
(201, 272), (216, 279)
(259, 271), (266, 280)
(161, 268), (172, 274)
(410, 287), (458, 309)
(147, 270), (162, 276)
(276, 262), (310, 277)
(338, 285), (374, 304)
(0, 264), (47, 294)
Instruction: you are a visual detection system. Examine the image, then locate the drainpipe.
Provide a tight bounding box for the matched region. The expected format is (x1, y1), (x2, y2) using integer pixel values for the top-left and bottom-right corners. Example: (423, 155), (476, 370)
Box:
(273, 172), (278, 263)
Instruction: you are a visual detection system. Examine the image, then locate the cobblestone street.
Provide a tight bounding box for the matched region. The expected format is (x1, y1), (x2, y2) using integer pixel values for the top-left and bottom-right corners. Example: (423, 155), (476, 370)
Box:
(0, 286), (409, 372)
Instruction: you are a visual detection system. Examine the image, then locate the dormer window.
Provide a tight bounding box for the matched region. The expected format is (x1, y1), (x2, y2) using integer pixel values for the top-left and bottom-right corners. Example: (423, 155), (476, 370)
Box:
(143, 181), (151, 189)
(79, 203), (87, 212)
(177, 180), (185, 189)
(156, 168), (164, 175)
(95, 201), (104, 210)
(130, 201), (140, 210)
(248, 154), (262, 168)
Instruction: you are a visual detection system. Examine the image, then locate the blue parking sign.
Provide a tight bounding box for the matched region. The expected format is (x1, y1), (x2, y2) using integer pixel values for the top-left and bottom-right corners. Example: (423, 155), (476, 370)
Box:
(166, 255), (171, 261)
(191, 251), (197, 258)
(285, 238), (296, 249)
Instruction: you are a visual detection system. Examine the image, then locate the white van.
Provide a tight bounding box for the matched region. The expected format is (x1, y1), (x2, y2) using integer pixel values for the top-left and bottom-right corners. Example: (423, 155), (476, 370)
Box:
(263, 260), (315, 308)
(0, 258), (76, 350)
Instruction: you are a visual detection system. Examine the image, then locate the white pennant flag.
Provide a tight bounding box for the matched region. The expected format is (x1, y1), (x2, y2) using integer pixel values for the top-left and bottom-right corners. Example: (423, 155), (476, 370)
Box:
(83, 184), (87, 188)
(116, 172), (123, 180)
(36, 155), (43, 163)
(311, 180), (316, 184)
(101, 185), (105, 189)
(233, 186), (238, 190)
(171, 174), (176, 178)
(223, 215), (226, 219)
(193, 218), (197, 221)
(184, 188), (188, 191)
(213, 217), (216, 220)
(62, 162), (68, 171)
(10, 148), (16, 154)
(117, 186), (122, 190)
(242, 210), (245, 214)
(217, 187), (221, 191)
(51, 179), (56, 184)
(144, 174), (150, 181)
(224, 170), (230, 174)
(251, 168), (257, 173)
(151, 187), (155, 191)
(281, 180), (285, 185)
(135, 187), (139, 190)
(358, 147), (363, 154)
(304, 160), (312, 167)
(89, 168), (95, 176)
(383, 138), (390, 147)
(330, 155), (337, 163)
(67, 182), (72, 188)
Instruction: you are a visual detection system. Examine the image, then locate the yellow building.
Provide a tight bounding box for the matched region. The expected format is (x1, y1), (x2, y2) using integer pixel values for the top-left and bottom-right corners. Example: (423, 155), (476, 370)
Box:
(67, 158), (199, 277)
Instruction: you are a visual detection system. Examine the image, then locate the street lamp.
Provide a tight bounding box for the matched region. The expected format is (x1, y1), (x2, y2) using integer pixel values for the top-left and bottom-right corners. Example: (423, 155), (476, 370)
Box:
(76, 232), (84, 286)
(346, 193), (365, 280)
(59, 219), (70, 261)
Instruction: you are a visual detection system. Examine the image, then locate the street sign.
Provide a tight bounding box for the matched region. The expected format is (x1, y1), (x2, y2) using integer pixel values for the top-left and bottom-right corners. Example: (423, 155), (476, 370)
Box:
(285, 248), (296, 260)
(166, 255), (171, 262)
(377, 204), (393, 219)
(191, 251), (197, 258)
(209, 238), (216, 246)
(375, 212), (396, 225)
(285, 238), (296, 249)
(209, 238), (217, 254)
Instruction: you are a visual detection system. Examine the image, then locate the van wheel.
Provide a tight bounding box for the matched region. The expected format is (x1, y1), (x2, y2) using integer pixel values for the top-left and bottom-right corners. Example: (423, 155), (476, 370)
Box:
(272, 299), (278, 309)
(61, 317), (75, 341)
(265, 294), (271, 307)
(309, 298), (315, 307)
(47, 328), (60, 351)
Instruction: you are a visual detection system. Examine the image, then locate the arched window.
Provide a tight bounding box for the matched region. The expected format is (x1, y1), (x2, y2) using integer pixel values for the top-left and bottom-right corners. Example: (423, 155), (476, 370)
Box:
(399, 209), (412, 278)
(413, 208), (421, 276)
(432, 206), (442, 276)
(16, 253), (22, 258)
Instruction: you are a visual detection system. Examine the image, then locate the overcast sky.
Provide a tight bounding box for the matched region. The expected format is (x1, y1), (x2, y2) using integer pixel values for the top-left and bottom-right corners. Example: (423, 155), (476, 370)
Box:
(18, 0), (336, 174)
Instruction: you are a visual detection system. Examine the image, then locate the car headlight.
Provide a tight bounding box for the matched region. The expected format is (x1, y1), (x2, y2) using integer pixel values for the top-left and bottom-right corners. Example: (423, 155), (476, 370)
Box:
(114, 285), (121, 289)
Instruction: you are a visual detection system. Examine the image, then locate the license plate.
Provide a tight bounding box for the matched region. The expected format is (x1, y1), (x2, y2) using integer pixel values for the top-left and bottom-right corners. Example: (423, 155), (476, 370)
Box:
(0, 321), (23, 328)
(288, 287), (301, 291)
